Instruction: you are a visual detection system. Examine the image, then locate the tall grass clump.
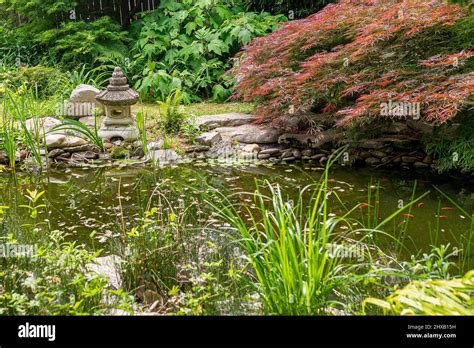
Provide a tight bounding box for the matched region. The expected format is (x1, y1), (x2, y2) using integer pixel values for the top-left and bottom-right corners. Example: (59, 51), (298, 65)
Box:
(207, 150), (430, 315)
(2, 89), (45, 169)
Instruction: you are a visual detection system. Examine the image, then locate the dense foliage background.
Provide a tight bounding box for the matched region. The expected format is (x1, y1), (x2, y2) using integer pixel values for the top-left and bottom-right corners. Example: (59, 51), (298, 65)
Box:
(0, 0), (288, 102)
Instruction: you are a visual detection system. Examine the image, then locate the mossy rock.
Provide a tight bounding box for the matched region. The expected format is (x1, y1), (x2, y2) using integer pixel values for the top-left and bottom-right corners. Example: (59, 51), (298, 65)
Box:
(109, 145), (129, 159)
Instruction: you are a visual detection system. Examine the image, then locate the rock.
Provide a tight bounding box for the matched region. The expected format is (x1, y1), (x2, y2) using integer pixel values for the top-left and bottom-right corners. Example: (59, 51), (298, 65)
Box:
(369, 150), (386, 159)
(213, 124), (282, 144)
(407, 119), (434, 135)
(78, 116), (103, 129)
(196, 113), (256, 129)
(401, 156), (418, 164)
(292, 149), (302, 159)
(45, 134), (66, 148)
(310, 154), (326, 160)
(62, 144), (98, 153)
(258, 153), (271, 160)
(282, 156), (296, 162)
(301, 149), (313, 157)
(196, 131), (221, 146)
(310, 128), (344, 148)
(18, 149), (28, 160)
(259, 148), (282, 155)
(57, 152), (71, 160)
(147, 140), (164, 152)
(235, 127), (282, 144)
(143, 290), (161, 305)
(87, 255), (122, 290)
(359, 139), (386, 150)
(206, 139), (236, 159)
(422, 156), (432, 164)
(365, 157), (381, 166)
(110, 146), (129, 159)
(99, 153), (111, 161)
(146, 149), (180, 165)
(413, 161), (429, 169)
(67, 84), (104, 119)
(24, 117), (63, 137)
(46, 134), (87, 149)
(279, 133), (317, 147)
(242, 144), (260, 153)
(83, 151), (99, 159)
(0, 150), (8, 164)
(185, 145), (210, 153)
(281, 150), (293, 159)
(103, 142), (113, 150)
(134, 147), (145, 157)
(384, 122), (410, 134)
(48, 149), (64, 158)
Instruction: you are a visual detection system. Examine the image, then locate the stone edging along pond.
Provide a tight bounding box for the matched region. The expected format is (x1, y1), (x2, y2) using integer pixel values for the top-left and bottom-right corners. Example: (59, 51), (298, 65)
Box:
(6, 111), (472, 186)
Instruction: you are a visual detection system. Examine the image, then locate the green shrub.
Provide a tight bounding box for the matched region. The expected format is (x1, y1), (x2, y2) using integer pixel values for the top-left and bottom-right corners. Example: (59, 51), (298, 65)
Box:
(3, 66), (66, 99)
(424, 112), (474, 173)
(130, 0), (286, 102)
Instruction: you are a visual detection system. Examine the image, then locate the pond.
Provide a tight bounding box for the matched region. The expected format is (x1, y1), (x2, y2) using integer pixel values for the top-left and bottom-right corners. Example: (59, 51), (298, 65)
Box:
(2, 161), (473, 261)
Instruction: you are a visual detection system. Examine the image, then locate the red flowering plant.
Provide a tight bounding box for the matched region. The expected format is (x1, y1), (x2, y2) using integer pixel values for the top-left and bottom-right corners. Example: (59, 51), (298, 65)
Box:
(230, 0), (474, 128)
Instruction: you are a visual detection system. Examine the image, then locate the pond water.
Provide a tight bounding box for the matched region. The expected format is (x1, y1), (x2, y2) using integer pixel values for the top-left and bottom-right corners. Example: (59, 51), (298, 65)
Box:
(2, 161), (473, 259)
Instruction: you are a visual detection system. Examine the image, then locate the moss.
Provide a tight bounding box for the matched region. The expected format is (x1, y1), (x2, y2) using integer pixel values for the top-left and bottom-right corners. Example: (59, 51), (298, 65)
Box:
(109, 145), (129, 159)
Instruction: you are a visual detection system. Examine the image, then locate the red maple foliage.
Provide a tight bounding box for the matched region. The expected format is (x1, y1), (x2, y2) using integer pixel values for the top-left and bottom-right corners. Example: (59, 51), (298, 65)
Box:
(231, 0), (474, 126)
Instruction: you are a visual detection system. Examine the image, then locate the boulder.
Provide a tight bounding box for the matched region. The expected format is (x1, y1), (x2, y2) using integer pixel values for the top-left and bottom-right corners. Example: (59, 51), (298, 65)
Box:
(67, 84), (104, 119)
(196, 113), (256, 129)
(196, 131), (222, 146)
(214, 124), (282, 144)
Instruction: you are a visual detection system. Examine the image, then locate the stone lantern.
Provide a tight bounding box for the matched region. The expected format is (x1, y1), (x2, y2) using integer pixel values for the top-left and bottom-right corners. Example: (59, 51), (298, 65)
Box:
(96, 67), (139, 142)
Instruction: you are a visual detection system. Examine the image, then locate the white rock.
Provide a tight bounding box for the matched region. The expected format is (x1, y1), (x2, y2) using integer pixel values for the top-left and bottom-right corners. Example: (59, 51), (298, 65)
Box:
(67, 84), (104, 118)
